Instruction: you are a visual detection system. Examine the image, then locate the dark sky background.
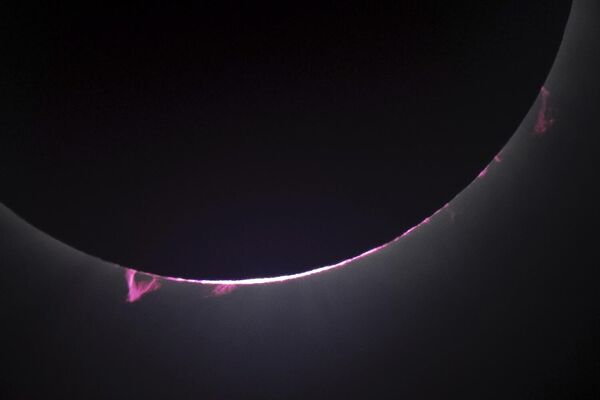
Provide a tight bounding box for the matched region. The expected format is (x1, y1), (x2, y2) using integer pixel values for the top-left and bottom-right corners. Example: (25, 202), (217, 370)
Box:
(1, 2), (571, 279)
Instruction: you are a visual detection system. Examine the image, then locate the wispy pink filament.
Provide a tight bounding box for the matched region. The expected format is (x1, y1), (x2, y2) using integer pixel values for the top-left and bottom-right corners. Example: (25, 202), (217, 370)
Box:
(210, 284), (238, 297)
(534, 86), (553, 134)
(125, 268), (161, 302)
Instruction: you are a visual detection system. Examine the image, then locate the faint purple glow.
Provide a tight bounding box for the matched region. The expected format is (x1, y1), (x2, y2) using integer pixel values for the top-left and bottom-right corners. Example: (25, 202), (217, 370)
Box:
(125, 268), (161, 302)
(477, 167), (488, 178)
(477, 151), (503, 179)
(210, 284), (238, 297)
(534, 86), (553, 134)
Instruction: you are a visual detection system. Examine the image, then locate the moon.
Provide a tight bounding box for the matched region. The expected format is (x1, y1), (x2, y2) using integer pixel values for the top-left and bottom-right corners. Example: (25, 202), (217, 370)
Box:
(1, 2), (568, 281)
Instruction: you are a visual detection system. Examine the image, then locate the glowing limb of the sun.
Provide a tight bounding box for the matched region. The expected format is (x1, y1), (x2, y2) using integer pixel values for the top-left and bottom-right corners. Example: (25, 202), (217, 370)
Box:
(122, 86), (554, 301)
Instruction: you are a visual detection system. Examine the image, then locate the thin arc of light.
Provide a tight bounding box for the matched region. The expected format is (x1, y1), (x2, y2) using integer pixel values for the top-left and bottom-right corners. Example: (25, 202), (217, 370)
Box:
(122, 174), (451, 300)
(152, 208), (445, 287)
(123, 85), (551, 296)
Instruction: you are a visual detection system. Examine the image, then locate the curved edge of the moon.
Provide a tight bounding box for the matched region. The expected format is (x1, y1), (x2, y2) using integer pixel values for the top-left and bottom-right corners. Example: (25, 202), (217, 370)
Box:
(0, 2), (572, 299)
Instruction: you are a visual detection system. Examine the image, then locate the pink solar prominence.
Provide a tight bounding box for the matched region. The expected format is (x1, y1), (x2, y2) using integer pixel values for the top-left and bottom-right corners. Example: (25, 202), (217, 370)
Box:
(534, 86), (553, 134)
(125, 268), (161, 303)
(210, 284), (238, 297)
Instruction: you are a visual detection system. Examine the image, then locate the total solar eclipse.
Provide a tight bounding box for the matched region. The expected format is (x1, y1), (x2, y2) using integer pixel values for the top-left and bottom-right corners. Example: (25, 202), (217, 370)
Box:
(6, 2), (600, 398)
